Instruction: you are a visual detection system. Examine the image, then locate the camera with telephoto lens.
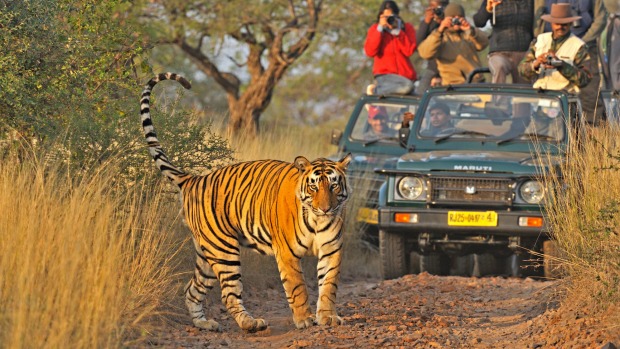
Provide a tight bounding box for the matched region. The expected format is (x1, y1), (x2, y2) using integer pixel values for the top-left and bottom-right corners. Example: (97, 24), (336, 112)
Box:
(451, 17), (461, 25)
(386, 15), (398, 26)
(546, 56), (563, 67)
(433, 6), (444, 19)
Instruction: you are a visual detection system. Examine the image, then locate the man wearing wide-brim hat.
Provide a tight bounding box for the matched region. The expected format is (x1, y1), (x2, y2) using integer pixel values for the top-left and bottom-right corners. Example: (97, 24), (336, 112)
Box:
(518, 3), (592, 93)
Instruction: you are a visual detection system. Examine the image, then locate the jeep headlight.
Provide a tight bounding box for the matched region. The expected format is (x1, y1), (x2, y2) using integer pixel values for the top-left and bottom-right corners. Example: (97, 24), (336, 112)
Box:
(397, 177), (425, 200)
(519, 180), (545, 204)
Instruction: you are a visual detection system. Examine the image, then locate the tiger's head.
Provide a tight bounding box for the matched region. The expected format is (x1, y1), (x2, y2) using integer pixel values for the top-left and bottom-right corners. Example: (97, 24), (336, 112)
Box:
(294, 154), (352, 217)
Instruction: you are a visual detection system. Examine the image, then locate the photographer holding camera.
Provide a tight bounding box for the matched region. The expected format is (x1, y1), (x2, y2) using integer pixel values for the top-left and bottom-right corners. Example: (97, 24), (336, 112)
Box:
(534, 0), (606, 124)
(518, 3), (592, 93)
(417, 3), (489, 85)
(364, 1), (417, 95)
(416, 0), (450, 93)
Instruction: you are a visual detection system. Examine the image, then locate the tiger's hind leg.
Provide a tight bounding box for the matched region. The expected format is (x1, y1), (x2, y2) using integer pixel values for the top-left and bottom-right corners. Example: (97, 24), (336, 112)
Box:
(210, 259), (268, 332)
(184, 250), (220, 331)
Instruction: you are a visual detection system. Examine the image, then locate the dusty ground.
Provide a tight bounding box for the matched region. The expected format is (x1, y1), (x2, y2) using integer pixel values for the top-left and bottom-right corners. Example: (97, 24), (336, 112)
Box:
(143, 272), (618, 349)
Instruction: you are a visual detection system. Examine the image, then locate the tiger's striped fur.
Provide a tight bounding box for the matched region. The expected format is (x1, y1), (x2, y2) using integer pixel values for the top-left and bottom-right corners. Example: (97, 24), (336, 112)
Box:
(140, 73), (352, 332)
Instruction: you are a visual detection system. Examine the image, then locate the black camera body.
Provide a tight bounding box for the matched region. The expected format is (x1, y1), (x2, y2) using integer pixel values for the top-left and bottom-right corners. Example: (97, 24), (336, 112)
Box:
(386, 15), (398, 26)
(433, 6), (444, 19)
(546, 56), (563, 67)
(451, 17), (461, 25)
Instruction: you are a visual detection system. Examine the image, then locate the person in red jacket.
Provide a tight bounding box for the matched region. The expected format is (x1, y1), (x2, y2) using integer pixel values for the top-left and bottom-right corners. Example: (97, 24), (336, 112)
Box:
(364, 1), (418, 95)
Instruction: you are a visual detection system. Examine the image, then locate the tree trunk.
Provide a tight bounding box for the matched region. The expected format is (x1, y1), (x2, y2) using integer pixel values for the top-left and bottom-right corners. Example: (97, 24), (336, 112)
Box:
(226, 66), (284, 138)
(228, 105), (260, 138)
(170, 1), (320, 139)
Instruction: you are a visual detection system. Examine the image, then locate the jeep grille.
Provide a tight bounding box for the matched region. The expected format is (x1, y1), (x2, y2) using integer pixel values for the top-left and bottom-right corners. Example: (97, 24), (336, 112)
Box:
(429, 177), (514, 205)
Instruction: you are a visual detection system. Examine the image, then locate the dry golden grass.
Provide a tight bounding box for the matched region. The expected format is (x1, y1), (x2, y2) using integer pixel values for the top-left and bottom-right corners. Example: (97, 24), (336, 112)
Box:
(224, 120), (335, 162)
(542, 122), (620, 325)
(0, 148), (181, 348)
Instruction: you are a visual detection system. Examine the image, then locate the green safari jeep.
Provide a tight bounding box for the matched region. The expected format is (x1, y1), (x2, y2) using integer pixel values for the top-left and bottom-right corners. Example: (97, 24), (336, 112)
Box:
(375, 84), (583, 279)
(330, 93), (420, 243)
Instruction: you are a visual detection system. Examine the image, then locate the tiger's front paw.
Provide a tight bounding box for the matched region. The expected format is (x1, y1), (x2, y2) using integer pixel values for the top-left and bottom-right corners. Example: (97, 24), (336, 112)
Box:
(241, 318), (268, 333)
(194, 318), (221, 332)
(294, 315), (316, 329)
(317, 314), (343, 326)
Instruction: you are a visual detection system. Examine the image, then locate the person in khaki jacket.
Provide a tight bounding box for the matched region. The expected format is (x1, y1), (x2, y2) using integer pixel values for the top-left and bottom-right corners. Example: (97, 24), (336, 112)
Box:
(417, 3), (489, 85)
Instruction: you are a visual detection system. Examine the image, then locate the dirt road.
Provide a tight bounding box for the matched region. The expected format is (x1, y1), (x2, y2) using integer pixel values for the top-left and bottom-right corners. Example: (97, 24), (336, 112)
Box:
(147, 272), (617, 348)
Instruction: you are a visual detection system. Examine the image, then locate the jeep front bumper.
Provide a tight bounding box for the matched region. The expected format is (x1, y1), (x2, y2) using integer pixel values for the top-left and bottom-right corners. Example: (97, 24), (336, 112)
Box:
(378, 207), (547, 237)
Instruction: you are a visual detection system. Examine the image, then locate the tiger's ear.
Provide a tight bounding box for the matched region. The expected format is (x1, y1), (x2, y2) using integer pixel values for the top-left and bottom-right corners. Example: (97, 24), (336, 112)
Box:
(294, 156), (312, 173)
(337, 153), (352, 171)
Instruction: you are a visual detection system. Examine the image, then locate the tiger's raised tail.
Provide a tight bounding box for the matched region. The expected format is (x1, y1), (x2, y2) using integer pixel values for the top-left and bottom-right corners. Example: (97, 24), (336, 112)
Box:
(140, 73), (192, 186)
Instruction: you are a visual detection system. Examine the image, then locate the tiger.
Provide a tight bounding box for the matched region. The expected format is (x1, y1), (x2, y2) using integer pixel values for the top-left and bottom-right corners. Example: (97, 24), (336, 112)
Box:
(139, 72), (352, 332)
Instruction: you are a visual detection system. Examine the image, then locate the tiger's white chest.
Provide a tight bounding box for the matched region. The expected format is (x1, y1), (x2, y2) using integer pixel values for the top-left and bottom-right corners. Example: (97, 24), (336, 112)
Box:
(302, 212), (343, 257)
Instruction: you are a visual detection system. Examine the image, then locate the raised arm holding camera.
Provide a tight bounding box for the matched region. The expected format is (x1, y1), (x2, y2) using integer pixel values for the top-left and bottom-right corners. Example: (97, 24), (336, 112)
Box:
(417, 4), (489, 85)
(518, 3), (592, 93)
(364, 1), (417, 96)
(416, 0), (450, 93)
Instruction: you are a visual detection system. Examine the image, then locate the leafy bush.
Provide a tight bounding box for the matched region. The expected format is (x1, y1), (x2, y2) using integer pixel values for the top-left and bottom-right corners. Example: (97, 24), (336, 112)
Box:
(0, 0), (234, 189)
(0, 0), (144, 139)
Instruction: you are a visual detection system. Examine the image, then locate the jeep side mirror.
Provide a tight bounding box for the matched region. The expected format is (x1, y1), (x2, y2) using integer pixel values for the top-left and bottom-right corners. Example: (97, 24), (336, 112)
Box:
(331, 129), (343, 146)
(398, 127), (410, 149)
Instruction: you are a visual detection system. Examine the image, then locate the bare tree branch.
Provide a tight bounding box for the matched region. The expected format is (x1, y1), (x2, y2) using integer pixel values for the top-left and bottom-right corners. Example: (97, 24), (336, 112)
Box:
(151, 0), (334, 137)
(176, 37), (240, 97)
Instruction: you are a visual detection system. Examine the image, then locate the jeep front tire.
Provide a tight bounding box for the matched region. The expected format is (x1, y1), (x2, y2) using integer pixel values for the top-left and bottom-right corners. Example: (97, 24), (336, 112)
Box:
(380, 230), (408, 279)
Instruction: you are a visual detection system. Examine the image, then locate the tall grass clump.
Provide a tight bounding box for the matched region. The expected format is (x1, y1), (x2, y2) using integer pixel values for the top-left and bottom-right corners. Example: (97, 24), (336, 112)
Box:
(542, 123), (620, 320)
(224, 118), (334, 162)
(0, 147), (181, 348)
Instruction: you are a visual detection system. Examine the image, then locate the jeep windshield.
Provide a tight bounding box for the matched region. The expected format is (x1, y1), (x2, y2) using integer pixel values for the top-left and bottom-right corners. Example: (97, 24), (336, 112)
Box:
(417, 92), (566, 143)
(350, 101), (418, 145)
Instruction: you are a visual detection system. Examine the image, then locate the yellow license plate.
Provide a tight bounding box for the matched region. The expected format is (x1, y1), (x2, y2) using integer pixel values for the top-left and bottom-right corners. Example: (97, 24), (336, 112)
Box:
(356, 207), (378, 225)
(448, 211), (498, 227)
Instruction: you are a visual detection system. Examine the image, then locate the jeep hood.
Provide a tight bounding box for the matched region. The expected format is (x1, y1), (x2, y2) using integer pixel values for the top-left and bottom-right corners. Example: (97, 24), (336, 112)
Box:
(397, 150), (562, 174)
(350, 153), (403, 168)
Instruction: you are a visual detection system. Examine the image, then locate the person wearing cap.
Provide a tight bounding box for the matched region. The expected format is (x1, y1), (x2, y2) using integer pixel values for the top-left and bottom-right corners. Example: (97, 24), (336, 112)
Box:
(364, 106), (396, 140)
(473, 0), (535, 84)
(364, 1), (417, 96)
(416, 0), (450, 93)
(417, 3), (489, 85)
(518, 3), (592, 93)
